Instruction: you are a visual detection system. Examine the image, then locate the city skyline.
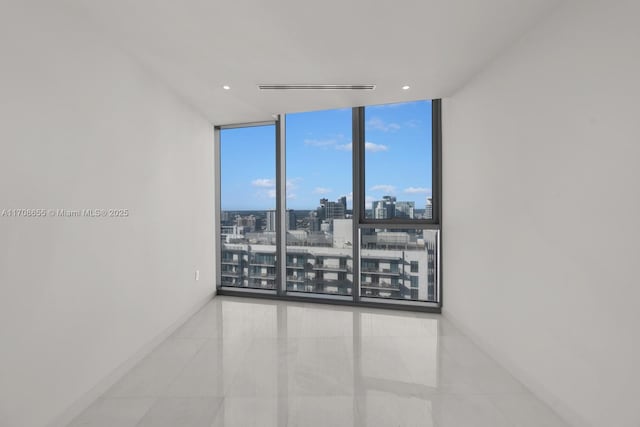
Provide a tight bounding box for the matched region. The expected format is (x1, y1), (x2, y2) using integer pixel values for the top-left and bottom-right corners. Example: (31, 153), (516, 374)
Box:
(220, 100), (433, 211)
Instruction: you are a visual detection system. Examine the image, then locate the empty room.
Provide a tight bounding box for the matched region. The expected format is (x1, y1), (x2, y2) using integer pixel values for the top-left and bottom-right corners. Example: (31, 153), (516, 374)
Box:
(1, 0), (638, 426)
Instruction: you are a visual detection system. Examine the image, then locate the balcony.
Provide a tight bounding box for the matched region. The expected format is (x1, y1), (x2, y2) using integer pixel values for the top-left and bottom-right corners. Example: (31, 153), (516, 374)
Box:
(361, 267), (400, 276)
(222, 247), (247, 253)
(287, 279), (352, 295)
(250, 261), (276, 267)
(247, 280), (276, 290)
(286, 263), (306, 269)
(312, 280), (352, 294)
(306, 278), (349, 286)
(221, 277), (242, 286)
(312, 264), (351, 272)
(361, 282), (400, 291)
(361, 289), (398, 299)
(248, 272), (276, 280)
(220, 270), (241, 277)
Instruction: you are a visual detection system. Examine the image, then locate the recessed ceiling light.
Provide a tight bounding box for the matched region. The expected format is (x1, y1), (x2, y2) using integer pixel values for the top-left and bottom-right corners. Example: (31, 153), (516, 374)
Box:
(402, 85), (410, 90)
(222, 85), (230, 90)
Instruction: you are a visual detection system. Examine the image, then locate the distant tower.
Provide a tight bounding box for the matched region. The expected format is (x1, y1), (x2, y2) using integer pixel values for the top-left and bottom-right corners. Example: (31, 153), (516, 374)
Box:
(266, 209), (296, 231)
(395, 201), (415, 219)
(235, 214), (256, 232)
(308, 211), (321, 232)
(372, 196), (396, 219)
(318, 198), (328, 220)
(319, 198), (345, 220)
(287, 210), (296, 230)
(266, 210), (276, 232)
(338, 196), (347, 212)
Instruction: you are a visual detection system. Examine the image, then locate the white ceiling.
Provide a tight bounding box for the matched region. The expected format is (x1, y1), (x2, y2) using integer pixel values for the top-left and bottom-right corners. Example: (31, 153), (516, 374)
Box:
(63, 0), (561, 125)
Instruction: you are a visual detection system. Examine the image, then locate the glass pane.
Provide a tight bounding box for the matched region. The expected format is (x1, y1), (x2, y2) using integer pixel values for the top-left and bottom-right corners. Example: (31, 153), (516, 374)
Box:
(285, 108), (353, 296)
(220, 125), (277, 290)
(364, 100), (433, 219)
(360, 228), (438, 302)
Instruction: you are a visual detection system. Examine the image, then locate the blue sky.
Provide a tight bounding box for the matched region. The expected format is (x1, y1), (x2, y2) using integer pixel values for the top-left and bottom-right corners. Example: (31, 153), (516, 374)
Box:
(220, 100), (432, 211)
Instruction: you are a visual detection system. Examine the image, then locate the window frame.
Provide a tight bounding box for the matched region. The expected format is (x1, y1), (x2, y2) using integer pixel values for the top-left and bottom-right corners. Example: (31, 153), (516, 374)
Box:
(355, 100), (441, 226)
(352, 101), (442, 307)
(214, 100), (442, 312)
(282, 109), (355, 299)
(214, 120), (279, 295)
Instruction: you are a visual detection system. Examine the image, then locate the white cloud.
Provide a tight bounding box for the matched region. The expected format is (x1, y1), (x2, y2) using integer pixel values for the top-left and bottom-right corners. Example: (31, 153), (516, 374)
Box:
(403, 187), (431, 194)
(365, 142), (388, 152)
(252, 178), (300, 201)
(252, 178), (275, 188)
(313, 187), (332, 195)
(404, 119), (422, 128)
(254, 187), (276, 200)
(304, 138), (336, 148)
(370, 184), (396, 194)
(335, 141), (388, 152)
(287, 178), (301, 190)
(367, 117), (401, 132)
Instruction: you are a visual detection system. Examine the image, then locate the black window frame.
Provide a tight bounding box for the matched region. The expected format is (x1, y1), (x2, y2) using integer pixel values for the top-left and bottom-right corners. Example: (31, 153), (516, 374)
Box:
(214, 100), (442, 312)
(355, 100), (441, 226)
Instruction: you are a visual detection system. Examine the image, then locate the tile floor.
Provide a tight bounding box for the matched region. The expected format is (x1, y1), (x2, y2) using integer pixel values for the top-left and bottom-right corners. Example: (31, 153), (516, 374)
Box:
(69, 296), (568, 427)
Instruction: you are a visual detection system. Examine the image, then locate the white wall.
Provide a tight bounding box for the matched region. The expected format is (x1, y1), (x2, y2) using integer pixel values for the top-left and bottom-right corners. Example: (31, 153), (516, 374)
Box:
(0, 3), (215, 427)
(443, 1), (640, 426)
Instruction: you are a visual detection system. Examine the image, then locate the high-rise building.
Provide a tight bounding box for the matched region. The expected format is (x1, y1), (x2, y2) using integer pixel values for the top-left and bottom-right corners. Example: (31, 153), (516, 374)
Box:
(372, 196), (417, 220)
(318, 198), (346, 220)
(235, 215), (256, 232)
(425, 197), (433, 219)
(372, 196), (396, 219)
(287, 210), (296, 230)
(338, 196), (347, 212)
(266, 210), (276, 232)
(266, 209), (296, 231)
(308, 211), (321, 232)
(395, 201), (415, 219)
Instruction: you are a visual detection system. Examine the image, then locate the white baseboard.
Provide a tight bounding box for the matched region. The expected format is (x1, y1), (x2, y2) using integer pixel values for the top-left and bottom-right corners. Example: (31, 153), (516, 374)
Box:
(47, 291), (216, 427)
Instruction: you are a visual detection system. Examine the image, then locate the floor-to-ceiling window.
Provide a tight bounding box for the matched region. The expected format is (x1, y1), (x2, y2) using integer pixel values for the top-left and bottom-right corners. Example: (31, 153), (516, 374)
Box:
(359, 100), (439, 303)
(216, 100), (441, 310)
(285, 108), (353, 296)
(218, 124), (277, 291)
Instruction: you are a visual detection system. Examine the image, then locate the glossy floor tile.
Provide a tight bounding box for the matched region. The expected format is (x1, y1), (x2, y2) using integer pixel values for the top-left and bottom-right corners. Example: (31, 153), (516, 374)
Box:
(68, 296), (569, 427)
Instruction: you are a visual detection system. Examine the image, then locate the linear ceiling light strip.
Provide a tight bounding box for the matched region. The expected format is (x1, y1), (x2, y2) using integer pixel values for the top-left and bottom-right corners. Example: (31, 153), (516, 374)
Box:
(258, 84), (376, 90)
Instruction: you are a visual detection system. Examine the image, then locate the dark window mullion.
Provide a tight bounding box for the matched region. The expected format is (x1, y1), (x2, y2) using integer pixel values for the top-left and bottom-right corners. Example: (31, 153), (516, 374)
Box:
(276, 115), (286, 296)
(432, 99), (442, 224)
(352, 107), (365, 303)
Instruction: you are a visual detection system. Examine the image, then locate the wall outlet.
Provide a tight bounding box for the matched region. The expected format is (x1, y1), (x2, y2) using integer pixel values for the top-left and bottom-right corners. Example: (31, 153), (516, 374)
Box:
(195, 270), (200, 281)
